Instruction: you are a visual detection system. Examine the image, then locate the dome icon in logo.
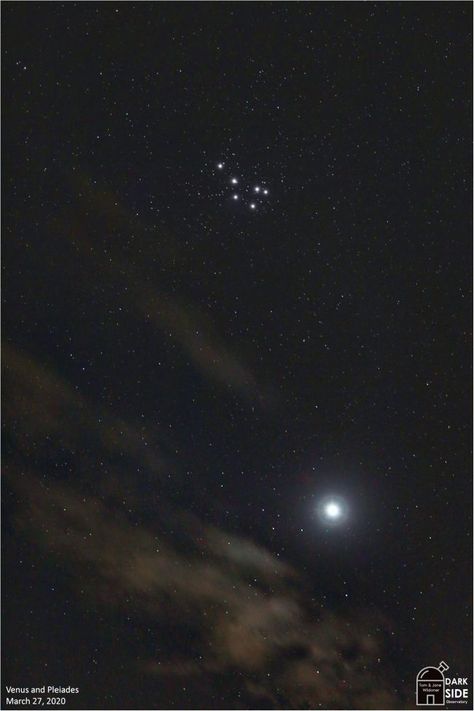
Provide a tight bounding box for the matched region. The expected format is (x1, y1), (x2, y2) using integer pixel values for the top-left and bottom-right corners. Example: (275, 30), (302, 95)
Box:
(416, 661), (449, 706)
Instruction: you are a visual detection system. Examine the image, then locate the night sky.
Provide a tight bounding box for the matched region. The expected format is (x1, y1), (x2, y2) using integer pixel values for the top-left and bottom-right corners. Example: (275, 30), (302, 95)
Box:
(2, 3), (472, 710)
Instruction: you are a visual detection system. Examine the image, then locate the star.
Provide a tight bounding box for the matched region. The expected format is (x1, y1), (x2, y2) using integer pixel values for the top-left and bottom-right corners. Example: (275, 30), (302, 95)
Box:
(217, 162), (224, 169)
(316, 496), (348, 525)
(254, 186), (261, 193)
(324, 501), (341, 520)
(232, 194), (239, 200)
(249, 203), (256, 210)
(263, 189), (269, 195)
(231, 177), (238, 185)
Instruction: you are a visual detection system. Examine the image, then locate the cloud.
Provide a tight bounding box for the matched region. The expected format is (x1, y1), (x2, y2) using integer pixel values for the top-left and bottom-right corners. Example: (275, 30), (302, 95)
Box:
(142, 296), (263, 400)
(44, 173), (270, 406)
(10, 471), (402, 707)
(4, 341), (404, 708)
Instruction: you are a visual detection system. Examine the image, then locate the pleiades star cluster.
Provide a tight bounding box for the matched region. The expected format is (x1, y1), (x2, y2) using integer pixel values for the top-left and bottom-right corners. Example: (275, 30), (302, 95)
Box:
(2, 3), (472, 710)
(214, 161), (271, 211)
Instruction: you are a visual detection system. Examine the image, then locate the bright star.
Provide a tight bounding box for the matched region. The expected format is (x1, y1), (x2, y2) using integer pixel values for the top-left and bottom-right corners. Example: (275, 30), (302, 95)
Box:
(217, 162), (224, 169)
(254, 186), (261, 193)
(250, 203), (256, 210)
(316, 496), (348, 526)
(324, 501), (341, 519)
(231, 177), (238, 185)
(232, 194), (239, 200)
(263, 189), (269, 195)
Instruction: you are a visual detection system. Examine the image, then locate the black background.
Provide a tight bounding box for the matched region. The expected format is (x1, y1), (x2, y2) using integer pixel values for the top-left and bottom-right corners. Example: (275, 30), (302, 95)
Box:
(3, 3), (472, 709)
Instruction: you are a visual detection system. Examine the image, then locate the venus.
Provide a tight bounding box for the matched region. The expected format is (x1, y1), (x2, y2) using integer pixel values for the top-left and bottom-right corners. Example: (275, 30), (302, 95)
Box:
(324, 501), (342, 520)
(317, 496), (348, 526)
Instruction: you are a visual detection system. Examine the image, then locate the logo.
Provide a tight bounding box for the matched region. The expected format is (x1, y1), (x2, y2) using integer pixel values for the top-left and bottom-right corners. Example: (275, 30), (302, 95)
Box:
(416, 662), (470, 707)
(417, 661), (449, 706)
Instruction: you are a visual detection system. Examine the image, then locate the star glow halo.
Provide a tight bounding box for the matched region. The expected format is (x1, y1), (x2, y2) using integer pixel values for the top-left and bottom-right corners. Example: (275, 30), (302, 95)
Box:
(316, 495), (349, 526)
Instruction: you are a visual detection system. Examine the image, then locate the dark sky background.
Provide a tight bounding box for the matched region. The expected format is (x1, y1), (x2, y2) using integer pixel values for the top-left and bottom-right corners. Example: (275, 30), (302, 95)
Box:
(2, 3), (472, 710)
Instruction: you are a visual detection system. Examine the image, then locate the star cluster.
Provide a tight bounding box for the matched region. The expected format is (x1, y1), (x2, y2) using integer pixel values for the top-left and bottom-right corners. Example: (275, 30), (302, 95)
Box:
(215, 161), (271, 212)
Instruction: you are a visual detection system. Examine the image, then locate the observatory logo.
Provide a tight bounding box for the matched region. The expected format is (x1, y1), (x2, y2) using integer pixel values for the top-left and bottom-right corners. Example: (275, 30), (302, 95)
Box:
(416, 661), (449, 706)
(416, 661), (470, 707)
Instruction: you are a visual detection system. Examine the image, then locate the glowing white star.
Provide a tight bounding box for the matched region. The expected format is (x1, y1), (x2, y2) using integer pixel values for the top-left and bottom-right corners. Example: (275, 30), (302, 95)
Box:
(263, 189), (269, 195)
(232, 194), (239, 200)
(231, 177), (238, 185)
(254, 186), (261, 193)
(217, 162), (224, 169)
(316, 496), (348, 526)
(250, 203), (256, 210)
(324, 501), (341, 519)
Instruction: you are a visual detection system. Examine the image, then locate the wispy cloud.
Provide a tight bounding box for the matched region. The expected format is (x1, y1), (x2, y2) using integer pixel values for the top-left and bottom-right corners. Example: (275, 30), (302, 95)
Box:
(4, 345), (404, 709)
